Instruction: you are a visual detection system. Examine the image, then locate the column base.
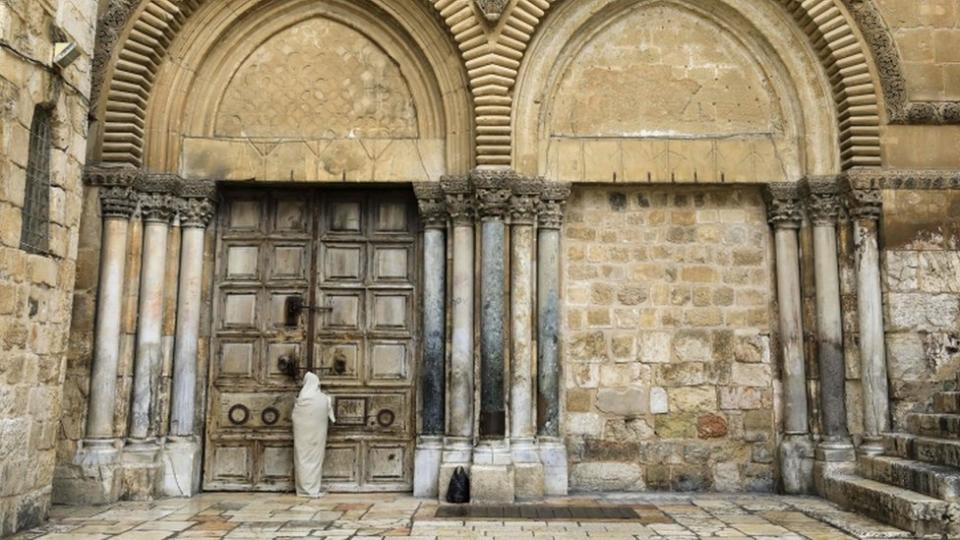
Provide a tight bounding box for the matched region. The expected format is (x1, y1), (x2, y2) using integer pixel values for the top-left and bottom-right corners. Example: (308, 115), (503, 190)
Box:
(414, 436), (443, 498)
(779, 434), (815, 495)
(121, 440), (162, 501)
(816, 438), (856, 463)
(53, 440), (124, 505)
(470, 439), (515, 504)
(857, 436), (886, 457)
(538, 438), (568, 496)
(439, 437), (473, 502)
(161, 437), (202, 497)
(512, 438), (544, 501)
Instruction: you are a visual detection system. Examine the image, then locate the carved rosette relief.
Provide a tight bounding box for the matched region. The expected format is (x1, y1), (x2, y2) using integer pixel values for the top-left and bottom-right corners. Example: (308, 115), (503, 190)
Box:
(804, 177), (842, 226)
(441, 176), (475, 226)
(413, 183), (448, 229)
(538, 183), (572, 230)
(510, 178), (543, 225)
(763, 183), (803, 229)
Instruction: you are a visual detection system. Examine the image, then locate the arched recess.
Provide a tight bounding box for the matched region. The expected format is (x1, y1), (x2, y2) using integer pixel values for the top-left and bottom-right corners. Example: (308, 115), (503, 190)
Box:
(512, 0), (883, 177)
(93, 0), (474, 179)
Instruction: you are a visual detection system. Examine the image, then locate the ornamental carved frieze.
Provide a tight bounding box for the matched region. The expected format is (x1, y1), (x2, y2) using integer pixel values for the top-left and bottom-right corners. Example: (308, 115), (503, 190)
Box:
(763, 183), (803, 229)
(84, 164), (142, 187)
(91, 0), (141, 108)
(413, 182), (447, 229)
(474, 169), (515, 219)
(803, 177), (842, 226)
(510, 178), (543, 225)
(441, 175), (475, 225)
(539, 183), (571, 230)
(475, 0), (509, 21)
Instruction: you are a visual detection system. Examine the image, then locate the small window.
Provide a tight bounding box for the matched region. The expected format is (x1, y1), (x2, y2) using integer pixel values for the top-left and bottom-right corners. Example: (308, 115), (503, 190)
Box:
(20, 106), (52, 254)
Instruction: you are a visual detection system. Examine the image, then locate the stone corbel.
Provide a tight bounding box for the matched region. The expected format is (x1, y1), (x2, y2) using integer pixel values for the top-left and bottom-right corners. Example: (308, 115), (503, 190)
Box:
(475, 0), (509, 22)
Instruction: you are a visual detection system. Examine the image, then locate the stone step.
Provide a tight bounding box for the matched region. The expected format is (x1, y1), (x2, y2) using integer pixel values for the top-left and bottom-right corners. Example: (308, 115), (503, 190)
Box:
(860, 454), (960, 501)
(822, 472), (959, 538)
(885, 432), (960, 470)
(935, 392), (960, 414)
(907, 413), (960, 439)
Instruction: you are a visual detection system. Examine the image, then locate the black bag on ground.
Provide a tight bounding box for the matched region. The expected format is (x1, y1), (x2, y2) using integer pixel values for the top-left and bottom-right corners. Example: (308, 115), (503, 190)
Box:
(446, 466), (470, 504)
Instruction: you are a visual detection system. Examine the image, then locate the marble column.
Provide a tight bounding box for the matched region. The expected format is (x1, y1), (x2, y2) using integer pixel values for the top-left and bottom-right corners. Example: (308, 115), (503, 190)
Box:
(413, 183), (447, 498)
(438, 177), (475, 498)
(472, 170), (514, 503)
(510, 179), (544, 500)
(163, 183), (215, 497)
(537, 183), (570, 496)
(128, 187), (174, 451)
(805, 179), (854, 465)
(77, 184), (136, 466)
(846, 181), (890, 455)
(764, 184), (814, 494)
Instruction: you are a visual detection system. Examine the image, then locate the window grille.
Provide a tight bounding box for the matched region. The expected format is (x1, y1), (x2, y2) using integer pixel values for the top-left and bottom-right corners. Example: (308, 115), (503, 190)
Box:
(20, 106), (52, 255)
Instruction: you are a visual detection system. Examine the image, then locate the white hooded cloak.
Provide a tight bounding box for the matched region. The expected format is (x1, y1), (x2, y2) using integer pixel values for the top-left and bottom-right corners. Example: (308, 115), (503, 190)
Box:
(292, 372), (335, 497)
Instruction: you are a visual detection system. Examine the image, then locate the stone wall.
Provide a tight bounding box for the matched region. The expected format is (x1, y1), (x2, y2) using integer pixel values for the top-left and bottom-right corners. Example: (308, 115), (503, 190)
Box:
(0, 0), (96, 534)
(561, 185), (779, 492)
(882, 190), (960, 427)
(876, 0), (960, 101)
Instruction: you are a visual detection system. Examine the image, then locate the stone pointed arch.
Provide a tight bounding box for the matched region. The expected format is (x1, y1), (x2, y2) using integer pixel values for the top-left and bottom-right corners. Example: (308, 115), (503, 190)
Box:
(93, 0), (474, 177)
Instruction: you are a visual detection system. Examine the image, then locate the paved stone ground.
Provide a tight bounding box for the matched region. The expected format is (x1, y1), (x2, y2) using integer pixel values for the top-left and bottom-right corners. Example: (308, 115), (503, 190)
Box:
(11, 493), (914, 539)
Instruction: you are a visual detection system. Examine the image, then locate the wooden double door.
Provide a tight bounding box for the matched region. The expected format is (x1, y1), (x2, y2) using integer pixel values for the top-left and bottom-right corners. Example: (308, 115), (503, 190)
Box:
(204, 188), (419, 492)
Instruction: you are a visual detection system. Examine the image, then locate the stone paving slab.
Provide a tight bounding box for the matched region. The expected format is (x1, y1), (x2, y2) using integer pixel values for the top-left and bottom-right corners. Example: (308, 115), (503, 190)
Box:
(10, 493), (914, 539)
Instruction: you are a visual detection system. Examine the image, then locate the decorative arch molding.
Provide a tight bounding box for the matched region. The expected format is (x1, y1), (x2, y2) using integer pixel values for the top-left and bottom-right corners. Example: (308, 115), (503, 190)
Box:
(93, 0), (473, 173)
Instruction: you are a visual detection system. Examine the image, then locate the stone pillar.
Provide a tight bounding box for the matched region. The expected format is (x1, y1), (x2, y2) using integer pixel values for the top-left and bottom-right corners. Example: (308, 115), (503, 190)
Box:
(537, 183), (571, 496)
(438, 176), (474, 499)
(510, 179), (544, 500)
(413, 183), (447, 498)
(846, 180), (890, 456)
(77, 184), (136, 466)
(162, 182), (215, 497)
(472, 170), (514, 503)
(764, 184), (814, 494)
(805, 179), (854, 469)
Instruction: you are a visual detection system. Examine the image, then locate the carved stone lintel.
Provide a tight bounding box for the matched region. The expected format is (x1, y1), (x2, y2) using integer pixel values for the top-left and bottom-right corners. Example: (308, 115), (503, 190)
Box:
(804, 176), (841, 226)
(100, 186), (136, 219)
(441, 175), (474, 225)
(84, 165), (142, 187)
(763, 183), (803, 229)
(538, 183), (571, 229)
(474, 169), (515, 219)
(413, 182), (447, 229)
(475, 0), (508, 21)
(510, 178), (543, 225)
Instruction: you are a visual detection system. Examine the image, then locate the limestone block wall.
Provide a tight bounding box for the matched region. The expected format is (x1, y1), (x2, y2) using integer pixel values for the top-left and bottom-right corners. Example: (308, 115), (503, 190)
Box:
(881, 190), (960, 427)
(561, 186), (779, 492)
(876, 0), (960, 101)
(0, 0), (96, 534)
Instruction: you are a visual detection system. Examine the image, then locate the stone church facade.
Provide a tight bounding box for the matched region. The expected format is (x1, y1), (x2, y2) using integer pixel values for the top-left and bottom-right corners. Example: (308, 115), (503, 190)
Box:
(2, 0), (960, 536)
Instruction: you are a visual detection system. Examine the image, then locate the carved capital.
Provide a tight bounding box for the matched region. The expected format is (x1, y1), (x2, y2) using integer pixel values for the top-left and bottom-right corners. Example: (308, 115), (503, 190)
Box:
(84, 165), (141, 187)
(539, 182), (572, 229)
(99, 186), (136, 219)
(475, 0), (508, 21)
(136, 175), (179, 223)
(842, 169), (883, 222)
(804, 176), (841, 226)
(177, 179), (217, 201)
(510, 178), (543, 225)
(413, 182), (447, 229)
(474, 169), (515, 219)
(179, 198), (216, 228)
(763, 183), (803, 229)
(441, 175), (474, 225)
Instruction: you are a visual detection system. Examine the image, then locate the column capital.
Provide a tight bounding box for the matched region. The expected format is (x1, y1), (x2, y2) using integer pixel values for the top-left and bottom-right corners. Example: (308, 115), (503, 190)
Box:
(509, 178), (542, 225)
(473, 168), (515, 219)
(100, 186), (137, 219)
(842, 168), (884, 222)
(84, 164), (142, 187)
(441, 175), (475, 225)
(803, 176), (842, 225)
(413, 182), (447, 229)
(763, 183), (803, 229)
(538, 182), (571, 229)
(136, 174), (180, 224)
(177, 180), (218, 228)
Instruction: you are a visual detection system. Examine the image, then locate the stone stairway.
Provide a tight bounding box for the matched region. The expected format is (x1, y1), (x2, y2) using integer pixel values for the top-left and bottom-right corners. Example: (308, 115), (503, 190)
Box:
(823, 380), (960, 538)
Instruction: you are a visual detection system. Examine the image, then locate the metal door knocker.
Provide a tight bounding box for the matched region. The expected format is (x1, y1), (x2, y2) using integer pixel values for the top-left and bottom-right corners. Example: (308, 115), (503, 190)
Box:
(261, 407), (280, 425)
(228, 404), (250, 425)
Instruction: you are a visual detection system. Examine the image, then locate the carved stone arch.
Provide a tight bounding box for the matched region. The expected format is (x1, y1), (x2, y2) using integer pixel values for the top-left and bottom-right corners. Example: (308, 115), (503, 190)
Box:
(512, 0), (885, 176)
(92, 0), (474, 177)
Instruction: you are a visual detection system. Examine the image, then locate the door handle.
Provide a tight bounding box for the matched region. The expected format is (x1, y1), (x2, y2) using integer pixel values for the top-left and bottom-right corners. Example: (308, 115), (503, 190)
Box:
(284, 295), (333, 326)
(277, 354), (302, 380)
